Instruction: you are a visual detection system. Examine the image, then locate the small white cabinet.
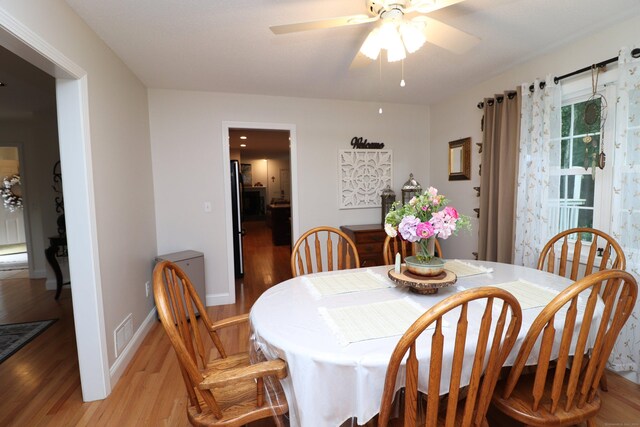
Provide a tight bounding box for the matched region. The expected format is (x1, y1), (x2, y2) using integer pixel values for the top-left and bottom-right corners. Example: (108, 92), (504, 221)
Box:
(155, 250), (206, 308)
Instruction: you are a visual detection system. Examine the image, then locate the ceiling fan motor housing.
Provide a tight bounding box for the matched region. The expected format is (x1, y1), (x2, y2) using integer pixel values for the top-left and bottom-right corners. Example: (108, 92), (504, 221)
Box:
(367, 0), (412, 17)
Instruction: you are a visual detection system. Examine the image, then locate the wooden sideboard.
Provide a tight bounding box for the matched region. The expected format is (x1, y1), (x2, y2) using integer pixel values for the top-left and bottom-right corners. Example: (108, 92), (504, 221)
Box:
(340, 224), (387, 267)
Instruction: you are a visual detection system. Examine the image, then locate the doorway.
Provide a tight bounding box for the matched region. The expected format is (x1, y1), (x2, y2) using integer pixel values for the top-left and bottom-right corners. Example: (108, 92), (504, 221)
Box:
(0, 146), (28, 276)
(223, 122), (299, 303)
(0, 13), (110, 400)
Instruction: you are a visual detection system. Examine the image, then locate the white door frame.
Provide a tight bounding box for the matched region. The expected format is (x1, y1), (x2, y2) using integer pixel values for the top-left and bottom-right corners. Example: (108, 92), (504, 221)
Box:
(221, 121), (299, 302)
(0, 11), (110, 400)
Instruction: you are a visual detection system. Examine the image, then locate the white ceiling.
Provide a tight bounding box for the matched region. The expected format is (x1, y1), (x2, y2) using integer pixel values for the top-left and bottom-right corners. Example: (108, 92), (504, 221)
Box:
(32, 1), (640, 106)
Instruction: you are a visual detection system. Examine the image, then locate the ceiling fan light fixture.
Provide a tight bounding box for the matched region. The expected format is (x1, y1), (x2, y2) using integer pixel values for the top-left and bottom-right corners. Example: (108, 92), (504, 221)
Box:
(386, 36), (406, 62)
(399, 21), (426, 53)
(360, 27), (382, 60)
(378, 22), (405, 62)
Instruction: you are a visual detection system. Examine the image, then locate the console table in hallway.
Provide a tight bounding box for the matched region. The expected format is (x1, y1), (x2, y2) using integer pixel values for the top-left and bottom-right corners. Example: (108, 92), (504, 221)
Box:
(44, 235), (68, 300)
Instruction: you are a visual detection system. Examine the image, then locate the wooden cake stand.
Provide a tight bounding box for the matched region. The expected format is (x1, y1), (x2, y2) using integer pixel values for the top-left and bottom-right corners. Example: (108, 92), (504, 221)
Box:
(388, 265), (457, 295)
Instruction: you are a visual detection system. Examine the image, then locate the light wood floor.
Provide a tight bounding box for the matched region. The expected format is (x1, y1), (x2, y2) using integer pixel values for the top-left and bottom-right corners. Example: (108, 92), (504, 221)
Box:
(0, 222), (639, 426)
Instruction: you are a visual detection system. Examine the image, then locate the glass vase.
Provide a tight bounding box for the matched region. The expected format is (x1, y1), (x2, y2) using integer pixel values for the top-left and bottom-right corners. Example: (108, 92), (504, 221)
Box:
(404, 236), (444, 277)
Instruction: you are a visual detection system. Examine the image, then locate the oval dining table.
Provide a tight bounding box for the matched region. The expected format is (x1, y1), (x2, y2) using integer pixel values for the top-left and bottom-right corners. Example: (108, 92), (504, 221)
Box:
(249, 260), (601, 427)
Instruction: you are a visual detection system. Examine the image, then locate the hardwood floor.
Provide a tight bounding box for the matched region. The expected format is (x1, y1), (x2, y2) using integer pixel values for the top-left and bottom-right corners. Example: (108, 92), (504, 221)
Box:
(0, 224), (639, 426)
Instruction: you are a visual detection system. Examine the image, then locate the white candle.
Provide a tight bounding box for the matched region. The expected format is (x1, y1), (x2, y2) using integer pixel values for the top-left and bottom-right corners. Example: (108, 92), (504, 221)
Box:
(395, 253), (401, 273)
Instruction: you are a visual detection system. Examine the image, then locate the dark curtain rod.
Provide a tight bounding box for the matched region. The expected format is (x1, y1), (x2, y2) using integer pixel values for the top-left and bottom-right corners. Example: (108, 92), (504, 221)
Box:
(477, 47), (640, 109)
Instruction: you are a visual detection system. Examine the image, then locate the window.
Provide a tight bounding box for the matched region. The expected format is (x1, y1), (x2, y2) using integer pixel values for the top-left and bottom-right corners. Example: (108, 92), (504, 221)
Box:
(552, 83), (616, 243)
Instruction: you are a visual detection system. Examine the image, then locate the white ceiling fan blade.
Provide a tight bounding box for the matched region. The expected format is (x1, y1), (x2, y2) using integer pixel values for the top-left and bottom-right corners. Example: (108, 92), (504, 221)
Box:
(270, 15), (377, 35)
(417, 16), (479, 54)
(406, 0), (467, 14)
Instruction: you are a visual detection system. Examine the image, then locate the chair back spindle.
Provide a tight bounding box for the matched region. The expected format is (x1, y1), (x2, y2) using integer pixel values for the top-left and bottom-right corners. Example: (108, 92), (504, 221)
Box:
(291, 226), (360, 277)
(538, 227), (626, 281)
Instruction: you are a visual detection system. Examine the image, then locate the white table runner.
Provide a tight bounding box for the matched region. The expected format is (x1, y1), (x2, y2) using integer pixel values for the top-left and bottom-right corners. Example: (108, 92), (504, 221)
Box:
(304, 270), (391, 297)
(444, 260), (494, 277)
(318, 298), (425, 345)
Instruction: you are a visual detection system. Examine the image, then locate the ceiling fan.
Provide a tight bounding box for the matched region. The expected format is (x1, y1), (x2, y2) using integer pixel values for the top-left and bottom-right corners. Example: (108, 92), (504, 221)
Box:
(270, 0), (480, 67)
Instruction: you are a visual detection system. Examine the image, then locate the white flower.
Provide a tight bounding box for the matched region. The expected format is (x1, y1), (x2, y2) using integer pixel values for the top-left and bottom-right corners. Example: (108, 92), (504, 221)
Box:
(409, 196), (417, 206)
(384, 223), (397, 238)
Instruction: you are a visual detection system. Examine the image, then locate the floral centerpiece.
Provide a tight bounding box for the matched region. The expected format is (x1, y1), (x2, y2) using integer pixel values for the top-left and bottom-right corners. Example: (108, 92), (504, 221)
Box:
(384, 186), (470, 274)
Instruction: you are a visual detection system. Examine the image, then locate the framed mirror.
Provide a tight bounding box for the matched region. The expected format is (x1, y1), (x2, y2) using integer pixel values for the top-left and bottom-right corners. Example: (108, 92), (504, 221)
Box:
(448, 137), (471, 181)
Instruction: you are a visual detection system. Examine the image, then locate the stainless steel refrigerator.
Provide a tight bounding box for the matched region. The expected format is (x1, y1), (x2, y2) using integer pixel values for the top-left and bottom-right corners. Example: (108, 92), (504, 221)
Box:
(230, 160), (244, 277)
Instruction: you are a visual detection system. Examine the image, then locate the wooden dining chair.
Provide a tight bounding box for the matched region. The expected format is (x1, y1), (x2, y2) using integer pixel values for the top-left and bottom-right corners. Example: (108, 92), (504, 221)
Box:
(538, 227), (626, 391)
(153, 261), (289, 427)
(382, 235), (444, 265)
(378, 287), (522, 427)
(290, 226), (360, 277)
(538, 227), (626, 281)
(491, 269), (637, 427)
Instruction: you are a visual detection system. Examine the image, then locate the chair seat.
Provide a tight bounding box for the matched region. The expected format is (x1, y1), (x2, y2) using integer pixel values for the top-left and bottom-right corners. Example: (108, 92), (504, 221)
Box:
(188, 377), (289, 427)
(492, 371), (601, 427)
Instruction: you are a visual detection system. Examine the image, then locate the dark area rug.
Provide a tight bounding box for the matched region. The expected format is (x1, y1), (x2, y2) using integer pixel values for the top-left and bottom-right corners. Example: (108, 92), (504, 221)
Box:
(0, 319), (57, 364)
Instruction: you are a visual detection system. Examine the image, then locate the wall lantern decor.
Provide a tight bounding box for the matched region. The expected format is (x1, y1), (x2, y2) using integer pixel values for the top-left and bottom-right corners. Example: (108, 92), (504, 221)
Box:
(380, 185), (396, 225)
(401, 173), (421, 204)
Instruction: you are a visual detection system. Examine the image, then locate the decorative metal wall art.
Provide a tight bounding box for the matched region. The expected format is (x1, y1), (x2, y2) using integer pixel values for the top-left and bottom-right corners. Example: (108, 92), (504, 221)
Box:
(339, 150), (392, 209)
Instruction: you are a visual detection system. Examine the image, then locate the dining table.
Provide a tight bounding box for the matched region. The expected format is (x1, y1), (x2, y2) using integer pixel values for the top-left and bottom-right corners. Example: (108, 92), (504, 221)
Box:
(249, 260), (603, 427)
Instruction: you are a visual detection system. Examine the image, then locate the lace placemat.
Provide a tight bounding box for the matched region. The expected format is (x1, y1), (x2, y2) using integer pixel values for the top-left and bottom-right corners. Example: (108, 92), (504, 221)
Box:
(303, 270), (392, 298)
(444, 260), (494, 277)
(319, 298), (425, 346)
(489, 279), (560, 310)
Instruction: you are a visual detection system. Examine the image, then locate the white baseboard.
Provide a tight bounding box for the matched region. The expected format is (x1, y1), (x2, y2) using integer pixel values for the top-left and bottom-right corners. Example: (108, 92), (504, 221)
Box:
(620, 370), (640, 385)
(109, 307), (157, 385)
(31, 268), (46, 278)
(206, 292), (234, 306)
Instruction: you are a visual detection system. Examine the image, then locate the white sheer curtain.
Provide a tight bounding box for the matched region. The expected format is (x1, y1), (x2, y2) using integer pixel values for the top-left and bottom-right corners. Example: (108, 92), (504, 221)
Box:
(608, 47), (640, 378)
(513, 76), (562, 268)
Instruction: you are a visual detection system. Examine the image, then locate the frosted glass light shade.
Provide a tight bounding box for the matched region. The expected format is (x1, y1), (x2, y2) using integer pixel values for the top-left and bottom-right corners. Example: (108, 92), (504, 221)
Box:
(399, 22), (426, 53)
(360, 28), (382, 60)
(381, 23), (406, 62)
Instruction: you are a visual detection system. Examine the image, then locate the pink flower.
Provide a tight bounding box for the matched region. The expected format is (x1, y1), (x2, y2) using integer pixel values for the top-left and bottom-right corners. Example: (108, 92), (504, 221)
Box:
(429, 210), (457, 239)
(443, 206), (459, 219)
(427, 186), (438, 197)
(416, 222), (435, 239)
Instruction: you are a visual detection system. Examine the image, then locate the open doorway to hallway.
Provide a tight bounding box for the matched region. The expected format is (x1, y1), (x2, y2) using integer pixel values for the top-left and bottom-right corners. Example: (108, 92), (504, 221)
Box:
(0, 146), (28, 277)
(228, 128), (294, 302)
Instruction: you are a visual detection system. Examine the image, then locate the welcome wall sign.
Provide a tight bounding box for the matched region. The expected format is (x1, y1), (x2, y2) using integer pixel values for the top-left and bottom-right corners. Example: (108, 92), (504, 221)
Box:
(350, 136), (385, 149)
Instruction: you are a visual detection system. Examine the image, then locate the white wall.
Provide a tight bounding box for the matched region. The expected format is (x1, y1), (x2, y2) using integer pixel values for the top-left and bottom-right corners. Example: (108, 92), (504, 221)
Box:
(0, 0), (157, 372)
(429, 14), (640, 260)
(149, 90), (429, 304)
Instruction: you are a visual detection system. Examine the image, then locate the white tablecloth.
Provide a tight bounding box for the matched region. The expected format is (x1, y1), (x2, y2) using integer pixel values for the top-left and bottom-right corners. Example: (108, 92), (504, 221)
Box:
(249, 261), (600, 427)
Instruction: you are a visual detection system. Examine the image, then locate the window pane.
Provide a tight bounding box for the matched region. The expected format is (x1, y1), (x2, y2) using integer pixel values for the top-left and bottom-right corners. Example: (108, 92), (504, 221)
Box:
(577, 208), (594, 229)
(556, 175), (594, 232)
(562, 105), (571, 137)
(561, 139), (570, 169)
(573, 98), (601, 135)
(571, 135), (600, 169)
(572, 137), (586, 168)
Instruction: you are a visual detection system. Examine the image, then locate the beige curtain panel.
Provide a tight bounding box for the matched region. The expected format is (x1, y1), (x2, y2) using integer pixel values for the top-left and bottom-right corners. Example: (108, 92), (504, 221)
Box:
(478, 89), (521, 263)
